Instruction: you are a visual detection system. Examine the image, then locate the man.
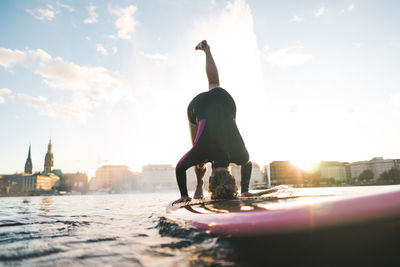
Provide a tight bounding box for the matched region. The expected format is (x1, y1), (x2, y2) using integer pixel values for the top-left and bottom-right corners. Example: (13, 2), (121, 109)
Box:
(173, 40), (253, 204)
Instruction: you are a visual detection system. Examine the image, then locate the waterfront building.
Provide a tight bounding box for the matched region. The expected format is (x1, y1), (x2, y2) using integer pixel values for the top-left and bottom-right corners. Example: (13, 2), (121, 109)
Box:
(0, 173), (59, 195)
(0, 140), (60, 195)
(320, 161), (349, 182)
(230, 162), (264, 189)
(138, 164), (177, 191)
(44, 139), (54, 174)
(90, 165), (138, 191)
(24, 145), (33, 174)
(64, 172), (88, 191)
(270, 161), (303, 186)
(350, 157), (395, 180)
(136, 164), (213, 192)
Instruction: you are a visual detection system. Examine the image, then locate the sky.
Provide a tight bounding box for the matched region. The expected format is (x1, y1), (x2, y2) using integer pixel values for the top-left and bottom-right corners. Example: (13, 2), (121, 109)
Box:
(1, 0), (400, 177)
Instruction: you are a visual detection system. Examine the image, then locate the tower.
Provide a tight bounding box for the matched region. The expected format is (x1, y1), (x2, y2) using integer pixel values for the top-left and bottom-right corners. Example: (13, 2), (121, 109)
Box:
(44, 139), (54, 173)
(24, 144), (33, 174)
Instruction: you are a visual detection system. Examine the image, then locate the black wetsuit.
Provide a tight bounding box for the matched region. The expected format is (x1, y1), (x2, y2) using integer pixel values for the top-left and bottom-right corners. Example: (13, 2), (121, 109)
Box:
(176, 87), (252, 197)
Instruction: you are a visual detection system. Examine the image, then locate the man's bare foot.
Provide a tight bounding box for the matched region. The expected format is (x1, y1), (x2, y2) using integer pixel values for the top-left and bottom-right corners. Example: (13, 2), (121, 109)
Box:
(172, 196), (192, 205)
(195, 40), (210, 52)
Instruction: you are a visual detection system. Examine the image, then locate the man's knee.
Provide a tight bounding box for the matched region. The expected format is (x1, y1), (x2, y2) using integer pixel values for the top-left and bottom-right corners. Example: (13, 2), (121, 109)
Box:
(176, 162), (187, 176)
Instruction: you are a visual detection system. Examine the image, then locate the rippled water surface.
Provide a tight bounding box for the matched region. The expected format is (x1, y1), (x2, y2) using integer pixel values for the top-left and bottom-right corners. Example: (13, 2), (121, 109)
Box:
(0, 192), (235, 266)
(1, 186), (400, 266)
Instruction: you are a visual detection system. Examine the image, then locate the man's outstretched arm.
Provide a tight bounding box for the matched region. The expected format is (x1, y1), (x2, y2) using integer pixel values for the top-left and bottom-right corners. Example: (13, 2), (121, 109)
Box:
(196, 40), (220, 90)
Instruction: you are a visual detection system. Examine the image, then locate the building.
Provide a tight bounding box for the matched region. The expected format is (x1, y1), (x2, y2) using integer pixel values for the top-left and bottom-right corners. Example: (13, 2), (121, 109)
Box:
(230, 162), (264, 189)
(24, 145), (33, 174)
(90, 165), (138, 191)
(137, 164), (177, 191)
(320, 161), (349, 182)
(350, 157), (395, 180)
(270, 161), (303, 186)
(0, 173), (59, 195)
(0, 140), (60, 196)
(44, 139), (54, 174)
(64, 172), (88, 192)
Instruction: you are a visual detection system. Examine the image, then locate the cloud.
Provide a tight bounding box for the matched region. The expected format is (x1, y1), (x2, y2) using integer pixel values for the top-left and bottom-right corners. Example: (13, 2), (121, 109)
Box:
(139, 52), (168, 64)
(314, 7), (326, 17)
(289, 15), (303, 24)
(26, 5), (57, 21)
(0, 88), (12, 104)
(56, 1), (74, 12)
(0, 47), (127, 120)
(103, 34), (117, 40)
(17, 93), (91, 120)
(0, 48), (51, 69)
(110, 5), (138, 39)
(340, 4), (355, 14)
(264, 45), (312, 67)
(83, 5), (98, 24)
(112, 46), (118, 54)
(210, 0), (217, 8)
(96, 44), (108, 56)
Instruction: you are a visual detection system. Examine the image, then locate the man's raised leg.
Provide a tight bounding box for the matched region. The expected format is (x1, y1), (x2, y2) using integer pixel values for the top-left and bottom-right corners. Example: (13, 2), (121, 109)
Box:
(196, 40), (220, 90)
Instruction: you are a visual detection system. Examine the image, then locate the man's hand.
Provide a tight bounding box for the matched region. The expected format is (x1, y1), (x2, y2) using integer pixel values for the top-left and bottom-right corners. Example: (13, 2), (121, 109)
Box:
(193, 188), (203, 199)
(172, 196), (192, 205)
(240, 192), (256, 197)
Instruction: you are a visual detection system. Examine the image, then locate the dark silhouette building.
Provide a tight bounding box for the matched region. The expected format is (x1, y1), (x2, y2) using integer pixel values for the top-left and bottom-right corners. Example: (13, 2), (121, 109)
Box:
(24, 145), (33, 174)
(270, 161), (304, 186)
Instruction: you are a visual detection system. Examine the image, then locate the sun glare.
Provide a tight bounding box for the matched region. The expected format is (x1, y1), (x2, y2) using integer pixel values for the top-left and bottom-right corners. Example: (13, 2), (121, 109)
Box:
(291, 158), (319, 172)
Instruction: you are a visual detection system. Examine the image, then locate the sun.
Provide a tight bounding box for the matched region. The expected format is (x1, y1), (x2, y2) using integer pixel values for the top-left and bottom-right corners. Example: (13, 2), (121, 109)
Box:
(291, 158), (319, 172)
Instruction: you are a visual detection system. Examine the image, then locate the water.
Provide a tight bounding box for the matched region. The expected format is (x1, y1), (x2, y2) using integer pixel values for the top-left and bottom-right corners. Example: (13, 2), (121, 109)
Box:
(1, 186), (400, 266)
(0, 192), (235, 266)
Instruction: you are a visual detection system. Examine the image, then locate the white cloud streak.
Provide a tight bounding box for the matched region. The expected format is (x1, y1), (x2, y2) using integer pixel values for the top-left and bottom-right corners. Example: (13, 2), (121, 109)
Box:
(96, 44), (108, 56)
(139, 52), (168, 64)
(340, 4), (355, 14)
(110, 5), (138, 39)
(83, 5), (99, 24)
(289, 15), (303, 24)
(26, 2), (74, 21)
(264, 45), (312, 67)
(0, 47), (127, 120)
(26, 5), (57, 21)
(56, 2), (74, 12)
(314, 7), (326, 17)
(0, 88), (12, 104)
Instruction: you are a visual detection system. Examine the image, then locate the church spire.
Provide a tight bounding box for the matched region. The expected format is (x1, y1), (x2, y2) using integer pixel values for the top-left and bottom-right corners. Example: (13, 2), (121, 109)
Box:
(44, 138), (54, 174)
(24, 144), (33, 174)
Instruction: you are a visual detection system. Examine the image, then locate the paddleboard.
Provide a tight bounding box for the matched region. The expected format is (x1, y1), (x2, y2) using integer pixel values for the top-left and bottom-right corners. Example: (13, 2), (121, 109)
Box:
(167, 185), (400, 236)
(166, 186), (400, 266)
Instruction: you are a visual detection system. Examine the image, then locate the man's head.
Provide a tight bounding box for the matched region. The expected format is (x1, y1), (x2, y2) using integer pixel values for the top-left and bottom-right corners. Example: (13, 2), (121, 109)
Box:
(208, 169), (238, 200)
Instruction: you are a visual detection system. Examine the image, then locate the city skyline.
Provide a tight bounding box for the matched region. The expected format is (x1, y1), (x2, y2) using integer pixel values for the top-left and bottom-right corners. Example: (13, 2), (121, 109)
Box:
(5, 140), (399, 183)
(1, 0), (400, 176)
